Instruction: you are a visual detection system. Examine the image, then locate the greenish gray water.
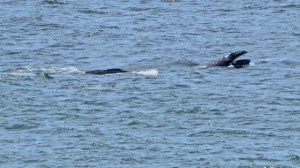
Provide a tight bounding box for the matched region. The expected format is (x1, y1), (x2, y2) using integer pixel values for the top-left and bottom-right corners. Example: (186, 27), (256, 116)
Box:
(1, 0), (300, 167)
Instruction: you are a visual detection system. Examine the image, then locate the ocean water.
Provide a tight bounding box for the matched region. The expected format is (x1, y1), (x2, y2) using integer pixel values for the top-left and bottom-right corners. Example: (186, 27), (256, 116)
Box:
(1, 0), (300, 167)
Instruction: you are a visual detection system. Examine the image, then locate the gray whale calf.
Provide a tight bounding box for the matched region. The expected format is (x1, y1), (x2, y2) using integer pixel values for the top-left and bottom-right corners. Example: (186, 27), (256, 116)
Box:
(198, 50), (250, 68)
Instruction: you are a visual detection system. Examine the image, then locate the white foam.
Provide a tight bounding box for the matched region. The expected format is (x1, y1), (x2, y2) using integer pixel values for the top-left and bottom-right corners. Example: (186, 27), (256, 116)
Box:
(132, 69), (158, 76)
(22, 66), (84, 74)
(196, 65), (208, 69)
(49, 67), (84, 74)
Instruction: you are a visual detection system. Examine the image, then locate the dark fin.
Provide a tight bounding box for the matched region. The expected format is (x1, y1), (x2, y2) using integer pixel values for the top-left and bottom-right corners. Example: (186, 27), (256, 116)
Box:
(232, 59), (251, 68)
(85, 68), (128, 75)
(43, 73), (54, 79)
(36, 72), (54, 79)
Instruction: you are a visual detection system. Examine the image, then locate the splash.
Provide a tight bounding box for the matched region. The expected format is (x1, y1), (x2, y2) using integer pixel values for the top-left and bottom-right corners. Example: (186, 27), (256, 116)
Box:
(132, 69), (158, 76)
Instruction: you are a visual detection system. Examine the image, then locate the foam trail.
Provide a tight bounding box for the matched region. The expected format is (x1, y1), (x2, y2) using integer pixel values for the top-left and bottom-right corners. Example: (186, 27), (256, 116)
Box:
(24, 66), (84, 74)
(49, 67), (84, 74)
(1, 67), (84, 78)
(132, 69), (158, 76)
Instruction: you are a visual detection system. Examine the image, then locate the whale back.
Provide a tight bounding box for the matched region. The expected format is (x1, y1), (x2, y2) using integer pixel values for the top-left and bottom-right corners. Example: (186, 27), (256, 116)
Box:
(85, 68), (128, 75)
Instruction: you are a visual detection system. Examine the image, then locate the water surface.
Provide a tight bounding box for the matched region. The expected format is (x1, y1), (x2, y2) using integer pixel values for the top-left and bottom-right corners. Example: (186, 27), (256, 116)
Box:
(1, 0), (300, 167)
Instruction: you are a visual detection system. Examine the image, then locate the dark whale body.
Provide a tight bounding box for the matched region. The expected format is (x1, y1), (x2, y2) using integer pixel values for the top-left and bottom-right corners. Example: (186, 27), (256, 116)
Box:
(85, 68), (128, 75)
(231, 59), (251, 68)
(199, 50), (250, 68)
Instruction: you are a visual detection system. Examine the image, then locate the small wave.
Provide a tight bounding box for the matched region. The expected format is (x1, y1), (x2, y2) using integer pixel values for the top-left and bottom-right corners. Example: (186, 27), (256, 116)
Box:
(44, 0), (65, 5)
(132, 69), (158, 76)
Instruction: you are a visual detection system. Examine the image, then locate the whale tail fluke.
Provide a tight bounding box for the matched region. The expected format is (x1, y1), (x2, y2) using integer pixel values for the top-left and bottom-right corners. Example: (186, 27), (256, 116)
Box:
(198, 50), (250, 68)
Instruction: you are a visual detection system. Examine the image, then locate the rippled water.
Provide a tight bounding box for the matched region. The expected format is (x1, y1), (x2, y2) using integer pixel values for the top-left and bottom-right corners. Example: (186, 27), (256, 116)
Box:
(1, 0), (300, 167)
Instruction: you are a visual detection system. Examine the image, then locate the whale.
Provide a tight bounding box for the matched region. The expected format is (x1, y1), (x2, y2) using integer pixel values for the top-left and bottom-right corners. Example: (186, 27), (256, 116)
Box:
(198, 50), (250, 68)
(85, 68), (128, 75)
(85, 68), (158, 76)
(85, 50), (250, 75)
